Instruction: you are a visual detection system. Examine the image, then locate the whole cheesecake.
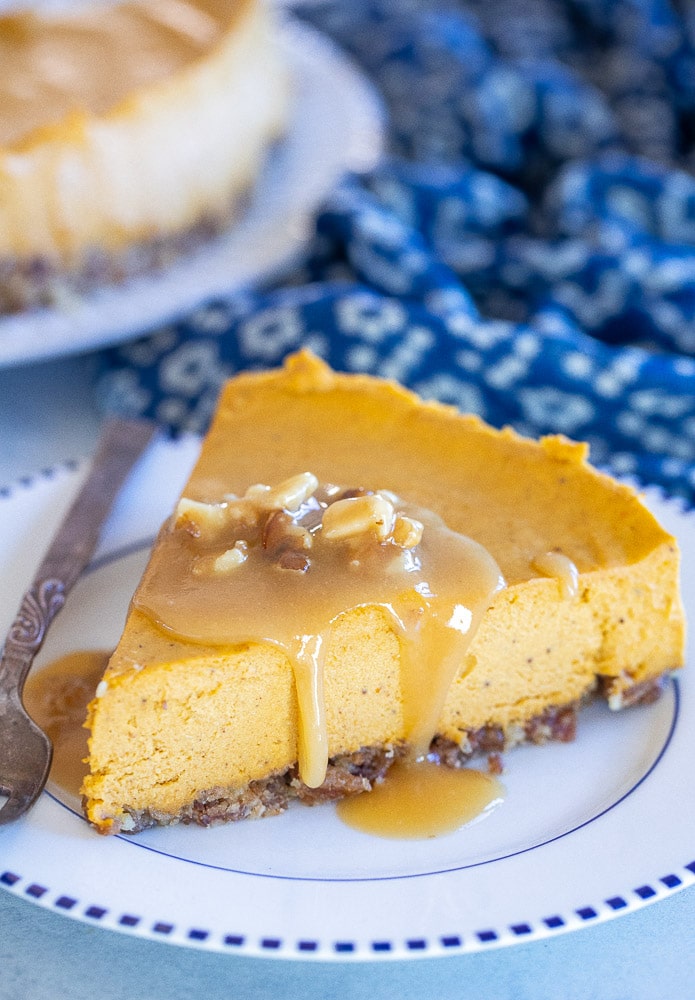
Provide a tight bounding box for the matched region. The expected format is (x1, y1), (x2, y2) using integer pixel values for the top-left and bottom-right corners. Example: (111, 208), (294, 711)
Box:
(0, 0), (288, 311)
(82, 351), (685, 834)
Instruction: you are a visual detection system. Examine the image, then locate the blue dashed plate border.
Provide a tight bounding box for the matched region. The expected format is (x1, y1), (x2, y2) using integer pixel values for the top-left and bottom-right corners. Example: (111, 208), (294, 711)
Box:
(0, 439), (693, 961)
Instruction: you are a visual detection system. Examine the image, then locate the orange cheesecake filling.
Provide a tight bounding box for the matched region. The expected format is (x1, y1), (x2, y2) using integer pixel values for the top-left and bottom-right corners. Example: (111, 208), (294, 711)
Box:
(78, 352), (685, 835)
(134, 476), (505, 788)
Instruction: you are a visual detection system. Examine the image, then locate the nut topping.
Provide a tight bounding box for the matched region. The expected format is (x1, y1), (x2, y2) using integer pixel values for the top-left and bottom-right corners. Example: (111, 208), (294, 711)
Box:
(322, 494), (396, 542)
(277, 549), (311, 573)
(245, 472), (319, 512)
(392, 513), (424, 549)
(213, 543), (248, 573)
(175, 496), (258, 537)
(262, 510), (313, 554)
(174, 497), (229, 536)
(177, 473), (425, 579)
(193, 541), (249, 576)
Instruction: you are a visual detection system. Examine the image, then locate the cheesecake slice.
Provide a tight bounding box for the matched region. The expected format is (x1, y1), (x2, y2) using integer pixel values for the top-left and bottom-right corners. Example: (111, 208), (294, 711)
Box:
(82, 351), (685, 834)
(0, 0), (288, 311)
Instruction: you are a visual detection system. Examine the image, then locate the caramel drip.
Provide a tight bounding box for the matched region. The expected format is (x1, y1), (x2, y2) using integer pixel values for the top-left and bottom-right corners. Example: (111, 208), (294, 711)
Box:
(399, 603), (477, 759)
(292, 634), (328, 789)
(0, 0), (229, 146)
(133, 489), (504, 792)
(532, 550), (579, 599)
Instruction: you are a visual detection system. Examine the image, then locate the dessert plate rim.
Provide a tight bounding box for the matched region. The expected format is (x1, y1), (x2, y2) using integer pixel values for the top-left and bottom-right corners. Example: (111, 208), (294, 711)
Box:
(0, 436), (692, 962)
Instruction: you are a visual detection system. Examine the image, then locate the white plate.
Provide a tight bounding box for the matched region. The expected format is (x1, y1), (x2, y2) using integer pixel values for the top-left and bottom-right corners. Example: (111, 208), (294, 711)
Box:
(0, 437), (692, 961)
(0, 18), (384, 369)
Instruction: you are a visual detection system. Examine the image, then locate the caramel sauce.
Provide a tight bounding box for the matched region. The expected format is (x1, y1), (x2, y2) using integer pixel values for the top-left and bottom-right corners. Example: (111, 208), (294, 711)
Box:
(532, 550), (579, 599)
(134, 487), (504, 792)
(27, 478), (509, 841)
(23, 650), (110, 800)
(336, 758), (504, 839)
(0, 0), (229, 146)
(130, 478), (508, 837)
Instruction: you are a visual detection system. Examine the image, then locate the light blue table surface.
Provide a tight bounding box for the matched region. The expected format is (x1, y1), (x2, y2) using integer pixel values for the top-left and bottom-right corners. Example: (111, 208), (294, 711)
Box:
(0, 356), (693, 1000)
(1, 884), (694, 1000)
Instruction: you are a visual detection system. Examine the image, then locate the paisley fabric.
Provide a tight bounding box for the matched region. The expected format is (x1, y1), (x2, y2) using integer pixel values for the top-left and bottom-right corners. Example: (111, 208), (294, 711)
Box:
(97, 0), (695, 503)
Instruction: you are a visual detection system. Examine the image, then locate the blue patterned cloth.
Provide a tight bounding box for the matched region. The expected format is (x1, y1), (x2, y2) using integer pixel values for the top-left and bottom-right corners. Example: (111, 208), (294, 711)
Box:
(96, 0), (695, 503)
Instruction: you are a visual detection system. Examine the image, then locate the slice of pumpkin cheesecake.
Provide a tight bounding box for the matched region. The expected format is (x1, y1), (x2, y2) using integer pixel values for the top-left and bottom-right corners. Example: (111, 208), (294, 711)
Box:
(82, 350), (685, 834)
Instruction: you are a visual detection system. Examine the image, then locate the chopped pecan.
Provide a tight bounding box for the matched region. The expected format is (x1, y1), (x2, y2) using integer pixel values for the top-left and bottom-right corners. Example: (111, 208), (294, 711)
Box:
(277, 549), (311, 573)
(262, 510), (312, 552)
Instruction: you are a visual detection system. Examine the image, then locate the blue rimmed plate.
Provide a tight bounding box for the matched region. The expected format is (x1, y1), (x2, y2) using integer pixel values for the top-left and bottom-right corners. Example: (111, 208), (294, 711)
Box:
(0, 437), (692, 960)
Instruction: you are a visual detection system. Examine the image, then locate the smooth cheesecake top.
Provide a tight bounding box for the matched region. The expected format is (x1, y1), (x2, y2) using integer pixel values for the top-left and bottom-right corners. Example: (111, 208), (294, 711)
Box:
(0, 0), (246, 148)
(188, 350), (676, 588)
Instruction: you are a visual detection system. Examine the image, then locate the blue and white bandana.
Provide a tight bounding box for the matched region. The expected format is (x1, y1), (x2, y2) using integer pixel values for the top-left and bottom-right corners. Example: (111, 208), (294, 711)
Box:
(96, 0), (695, 504)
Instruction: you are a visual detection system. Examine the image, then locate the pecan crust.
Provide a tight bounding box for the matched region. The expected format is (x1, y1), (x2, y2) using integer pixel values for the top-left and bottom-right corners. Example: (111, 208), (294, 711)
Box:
(94, 677), (668, 835)
(98, 743), (407, 835)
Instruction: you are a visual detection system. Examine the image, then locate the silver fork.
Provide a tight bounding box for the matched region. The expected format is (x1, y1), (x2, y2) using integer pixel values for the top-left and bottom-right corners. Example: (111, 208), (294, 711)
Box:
(0, 417), (157, 825)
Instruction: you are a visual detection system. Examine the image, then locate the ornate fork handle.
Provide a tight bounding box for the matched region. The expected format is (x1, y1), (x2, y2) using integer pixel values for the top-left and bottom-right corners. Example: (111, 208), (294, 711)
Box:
(0, 581), (67, 700)
(10, 580), (66, 649)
